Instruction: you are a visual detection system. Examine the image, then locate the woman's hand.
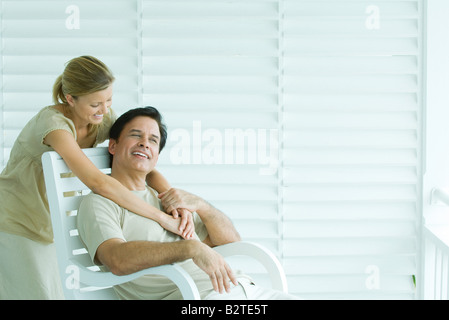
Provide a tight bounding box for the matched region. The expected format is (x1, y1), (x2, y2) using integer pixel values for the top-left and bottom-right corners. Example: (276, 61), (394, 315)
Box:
(171, 207), (195, 239)
(159, 188), (204, 239)
(158, 209), (195, 239)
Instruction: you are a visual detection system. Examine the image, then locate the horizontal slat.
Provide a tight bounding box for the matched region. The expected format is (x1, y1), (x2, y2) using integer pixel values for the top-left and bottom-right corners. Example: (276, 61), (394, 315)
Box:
(143, 38), (278, 57)
(143, 19), (277, 38)
(284, 38), (418, 56)
(284, 255), (416, 275)
(2, 74), (137, 93)
(284, 93), (418, 112)
(209, 201), (278, 220)
(283, 147), (417, 166)
(2, 91), (136, 113)
(288, 274), (415, 299)
(284, 75), (418, 94)
(2, 38), (137, 56)
(2, 56), (137, 76)
(62, 196), (84, 212)
(283, 201), (417, 221)
(2, 20), (135, 37)
(175, 184), (278, 202)
(284, 111), (417, 130)
(144, 56), (277, 76)
(284, 1), (419, 18)
(2, 0), (135, 19)
(68, 233), (88, 252)
(162, 111), (277, 129)
(288, 274), (415, 293)
(143, 93), (277, 112)
(285, 19), (418, 36)
(283, 166), (417, 184)
(283, 220), (417, 239)
(144, 75), (277, 94)
(64, 215), (78, 231)
(283, 238), (416, 257)
(156, 165), (276, 186)
(284, 129), (417, 148)
(284, 56), (418, 75)
(84, 154), (111, 171)
(142, 1), (277, 18)
(70, 251), (96, 269)
(283, 184), (417, 202)
(234, 220), (278, 239)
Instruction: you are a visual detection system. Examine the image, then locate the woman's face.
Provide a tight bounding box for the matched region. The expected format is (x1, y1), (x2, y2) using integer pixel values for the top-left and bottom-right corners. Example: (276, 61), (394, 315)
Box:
(66, 85), (113, 126)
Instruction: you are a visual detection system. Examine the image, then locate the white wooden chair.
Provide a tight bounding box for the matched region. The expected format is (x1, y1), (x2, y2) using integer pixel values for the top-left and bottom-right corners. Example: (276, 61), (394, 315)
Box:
(42, 147), (288, 300)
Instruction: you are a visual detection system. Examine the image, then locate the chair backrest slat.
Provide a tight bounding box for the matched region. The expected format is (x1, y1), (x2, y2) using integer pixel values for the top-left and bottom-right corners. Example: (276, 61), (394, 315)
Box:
(62, 196), (83, 213)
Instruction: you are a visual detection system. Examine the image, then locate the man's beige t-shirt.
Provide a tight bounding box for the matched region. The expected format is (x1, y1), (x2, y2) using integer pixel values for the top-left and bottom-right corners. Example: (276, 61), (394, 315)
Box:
(77, 186), (216, 300)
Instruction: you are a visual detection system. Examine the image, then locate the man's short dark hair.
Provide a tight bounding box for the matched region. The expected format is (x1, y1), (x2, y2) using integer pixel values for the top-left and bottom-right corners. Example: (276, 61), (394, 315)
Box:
(109, 106), (167, 164)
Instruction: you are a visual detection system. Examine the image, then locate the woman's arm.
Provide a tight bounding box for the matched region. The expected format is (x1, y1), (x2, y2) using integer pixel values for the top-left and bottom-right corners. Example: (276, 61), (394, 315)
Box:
(44, 130), (190, 238)
(146, 169), (171, 193)
(146, 169), (195, 239)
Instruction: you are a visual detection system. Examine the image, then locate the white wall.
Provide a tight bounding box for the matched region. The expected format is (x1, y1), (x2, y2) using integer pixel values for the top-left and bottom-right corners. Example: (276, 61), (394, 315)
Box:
(424, 0), (449, 224)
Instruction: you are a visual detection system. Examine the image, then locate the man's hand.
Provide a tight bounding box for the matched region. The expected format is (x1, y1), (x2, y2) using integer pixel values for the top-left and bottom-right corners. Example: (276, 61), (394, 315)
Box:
(191, 241), (238, 294)
(158, 188), (206, 214)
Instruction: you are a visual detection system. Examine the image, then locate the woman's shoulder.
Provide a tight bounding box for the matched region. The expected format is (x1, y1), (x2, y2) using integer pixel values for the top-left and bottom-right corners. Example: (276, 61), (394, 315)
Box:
(33, 105), (75, 133)
(33, 105), (68, 123)
(38, 104), (66, 117)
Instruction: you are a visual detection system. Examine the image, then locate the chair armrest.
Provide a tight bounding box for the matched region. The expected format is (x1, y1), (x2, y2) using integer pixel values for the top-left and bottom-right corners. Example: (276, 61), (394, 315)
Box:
(74, 261), (201, 300)
(213, 241), (288, 293)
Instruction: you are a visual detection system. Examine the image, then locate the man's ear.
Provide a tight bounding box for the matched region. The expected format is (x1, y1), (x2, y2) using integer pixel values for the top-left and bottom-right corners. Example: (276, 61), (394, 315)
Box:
(108, 138), (117, 156)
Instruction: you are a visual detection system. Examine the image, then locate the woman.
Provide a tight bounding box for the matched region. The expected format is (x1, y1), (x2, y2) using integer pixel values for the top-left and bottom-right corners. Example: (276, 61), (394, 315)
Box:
(0, 56), (192, 299)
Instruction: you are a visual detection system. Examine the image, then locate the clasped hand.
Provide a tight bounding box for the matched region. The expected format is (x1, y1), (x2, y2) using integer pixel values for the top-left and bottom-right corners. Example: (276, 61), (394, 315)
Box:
(158, 188), (201, 240)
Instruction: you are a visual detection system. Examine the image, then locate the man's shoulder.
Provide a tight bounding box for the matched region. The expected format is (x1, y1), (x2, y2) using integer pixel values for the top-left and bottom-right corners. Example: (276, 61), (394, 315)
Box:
(78, 186), (160, 216)
(78, 191), (122, 216)
(81, 191), (115, 205)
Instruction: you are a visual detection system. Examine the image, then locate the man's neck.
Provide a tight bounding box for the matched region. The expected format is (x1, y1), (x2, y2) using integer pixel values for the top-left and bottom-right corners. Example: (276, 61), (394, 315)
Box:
(110, 166), (148, 191)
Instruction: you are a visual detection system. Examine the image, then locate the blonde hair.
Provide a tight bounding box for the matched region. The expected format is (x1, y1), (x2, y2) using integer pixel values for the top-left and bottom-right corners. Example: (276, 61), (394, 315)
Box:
(52, 56), (115, 105)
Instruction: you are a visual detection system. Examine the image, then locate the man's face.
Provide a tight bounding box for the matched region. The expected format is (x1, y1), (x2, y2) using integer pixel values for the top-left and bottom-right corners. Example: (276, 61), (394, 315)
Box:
(108, 116), (160, 174)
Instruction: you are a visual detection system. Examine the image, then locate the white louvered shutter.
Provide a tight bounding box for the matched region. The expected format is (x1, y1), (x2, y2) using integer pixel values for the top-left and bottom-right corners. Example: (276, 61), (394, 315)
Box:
(281, 0), (424, 299)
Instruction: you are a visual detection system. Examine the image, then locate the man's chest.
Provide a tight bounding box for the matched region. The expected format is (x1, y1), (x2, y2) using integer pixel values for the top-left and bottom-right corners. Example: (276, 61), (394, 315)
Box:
(120, 211), (183, 243)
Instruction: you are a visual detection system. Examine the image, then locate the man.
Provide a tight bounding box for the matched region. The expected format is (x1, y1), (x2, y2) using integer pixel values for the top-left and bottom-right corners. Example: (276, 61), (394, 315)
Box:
(77, 107), (297, 300)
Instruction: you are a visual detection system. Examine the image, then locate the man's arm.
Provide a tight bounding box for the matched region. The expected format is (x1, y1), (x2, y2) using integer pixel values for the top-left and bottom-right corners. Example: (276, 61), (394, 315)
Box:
(158, 188), (241, 247)
(96, 238), (238, 294)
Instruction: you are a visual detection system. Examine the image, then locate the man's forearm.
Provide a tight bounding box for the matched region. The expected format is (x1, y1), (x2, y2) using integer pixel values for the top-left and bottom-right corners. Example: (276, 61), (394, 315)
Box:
(196, 201), (241, 246)
(98, 239), (198, 276)
(97, 237), (238, 294)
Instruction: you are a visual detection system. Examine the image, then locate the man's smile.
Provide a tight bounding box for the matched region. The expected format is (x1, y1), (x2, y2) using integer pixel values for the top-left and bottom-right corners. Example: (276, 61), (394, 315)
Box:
(132, 151), (150, 159)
